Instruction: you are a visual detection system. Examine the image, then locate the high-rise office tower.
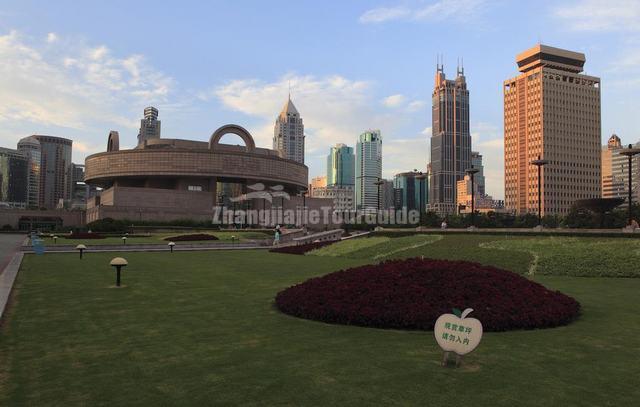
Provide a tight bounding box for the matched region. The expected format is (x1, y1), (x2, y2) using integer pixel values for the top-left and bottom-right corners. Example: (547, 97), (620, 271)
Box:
(429, 62), (471, 215)
(17, 136), (41, 208)
(356, 130), (382, 210)
(601, 134), (639, 203)
(273, 96), (305, 164)
(327, 143), (355, 187)
(0, 147), (29, 208)
(32, 135), (73, 209)
(393, 171), (428, 211)
(471, 151), (485, 196)
(137, 106), (161, 145)
(504, 45), (601, 216)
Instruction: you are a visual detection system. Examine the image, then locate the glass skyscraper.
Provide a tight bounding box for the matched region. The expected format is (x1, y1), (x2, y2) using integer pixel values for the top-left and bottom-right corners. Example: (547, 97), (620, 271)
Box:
(0, 147), (29, 208)
(356, 130), (382, 210)
(327, 143), (355, 187)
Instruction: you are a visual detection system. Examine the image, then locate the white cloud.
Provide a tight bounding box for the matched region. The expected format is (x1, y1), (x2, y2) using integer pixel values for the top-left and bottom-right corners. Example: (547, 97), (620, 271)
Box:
(214, 74), (432, 180)
(0, 30), (173, 132)
(382, 94), (406, 108)
(214, 74), (375, 152)
(383, 136), (429, 177)
(359, 0), (489, 24)
(407, 100), (426, 112)
(359, 7), (410, 23)
(553, 0), (640, 31)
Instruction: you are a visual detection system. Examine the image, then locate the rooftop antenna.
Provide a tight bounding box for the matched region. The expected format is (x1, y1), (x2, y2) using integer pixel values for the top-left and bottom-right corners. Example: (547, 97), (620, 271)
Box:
(288, 80), (291, 100)
(461, 57), (464, 76)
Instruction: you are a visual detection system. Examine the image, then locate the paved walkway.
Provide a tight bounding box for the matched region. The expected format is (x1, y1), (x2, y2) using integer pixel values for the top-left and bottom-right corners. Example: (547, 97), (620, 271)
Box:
(0, 234), (26, 321)
(0, 234), (26, 271)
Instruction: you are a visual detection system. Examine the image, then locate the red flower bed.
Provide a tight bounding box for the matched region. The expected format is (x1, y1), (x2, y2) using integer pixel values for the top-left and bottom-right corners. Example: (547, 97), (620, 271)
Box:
(64, 232), (104, 239)
(275, 258), (580, 332)
(269, 240), (336, 255)
(163, 234), (219, 242)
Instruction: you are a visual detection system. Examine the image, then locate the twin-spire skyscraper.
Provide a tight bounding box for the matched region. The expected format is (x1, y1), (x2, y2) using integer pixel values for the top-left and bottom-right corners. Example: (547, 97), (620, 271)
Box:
(428, 58), (472, 215)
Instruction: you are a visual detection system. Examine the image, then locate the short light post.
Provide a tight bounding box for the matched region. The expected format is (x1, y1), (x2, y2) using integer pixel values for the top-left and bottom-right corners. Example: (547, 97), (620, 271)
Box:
(122, 236), (127, 245)
(168, 241), (175, 253)
(110, 257), (128, 287)
(530, 155), (549, 227)
(76, 244), (86, 259)
(53, 235), (58, 244)
(465, 167), (480, 228)
(231, 235), (237, 246)
(619, 144), (640, 226)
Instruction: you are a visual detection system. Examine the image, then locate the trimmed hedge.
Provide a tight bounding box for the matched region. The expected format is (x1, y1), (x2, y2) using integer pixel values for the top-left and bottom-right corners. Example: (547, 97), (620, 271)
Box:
(269, 241), (337, 255)
(276, 258), (580, 332)
(64, 232), (104, 239)
(163, 234), (219, 242)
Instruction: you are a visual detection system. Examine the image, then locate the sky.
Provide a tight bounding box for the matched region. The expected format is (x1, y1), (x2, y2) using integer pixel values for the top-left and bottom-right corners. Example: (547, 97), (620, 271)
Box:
(1, 0), (639, 200)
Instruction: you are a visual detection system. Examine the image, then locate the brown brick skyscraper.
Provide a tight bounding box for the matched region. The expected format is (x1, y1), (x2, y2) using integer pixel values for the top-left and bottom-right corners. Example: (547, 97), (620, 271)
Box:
(504, 45), (601, 216)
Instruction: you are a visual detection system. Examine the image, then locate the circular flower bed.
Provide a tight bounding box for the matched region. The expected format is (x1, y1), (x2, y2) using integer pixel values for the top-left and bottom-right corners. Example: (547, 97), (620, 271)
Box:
(275, 258), (580, 332)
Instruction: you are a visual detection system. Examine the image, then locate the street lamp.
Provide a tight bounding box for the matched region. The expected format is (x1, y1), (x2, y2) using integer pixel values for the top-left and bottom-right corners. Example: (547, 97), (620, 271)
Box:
(76, 244), (86, 259)
(465, 167), (480, 228)
(619, 144), (640, 226)
(374, 178), (385, 227)
(415, 171), (427, 226)
(53, 235), (58, 244)
(530, 155), (549, 227)
(168, 241), (175, 253)
(110, 257), (128, 287)
(121, 236), (127, 245)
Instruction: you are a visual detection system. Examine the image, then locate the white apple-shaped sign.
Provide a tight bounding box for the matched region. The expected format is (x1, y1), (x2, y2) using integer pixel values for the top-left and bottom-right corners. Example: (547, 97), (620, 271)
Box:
(434, 308), (483, 356)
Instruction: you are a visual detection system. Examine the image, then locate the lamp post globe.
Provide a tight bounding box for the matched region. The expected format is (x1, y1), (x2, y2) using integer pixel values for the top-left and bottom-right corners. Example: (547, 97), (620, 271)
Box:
(465, 167), (480, 228)
(374, 179), (385, 227)
(76, 244), (86, 259)
(168, 242), (175, 253)
(415, 172), (427, 227)
(619, 144), (640, 226)
(122, 236), (127, 245)
(530, 155), (549, 227)
(109, 257), (128, 287)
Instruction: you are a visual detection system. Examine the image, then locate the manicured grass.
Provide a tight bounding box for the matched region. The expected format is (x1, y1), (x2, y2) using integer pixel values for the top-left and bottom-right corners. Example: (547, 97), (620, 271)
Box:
(480, 236), (640, 277)
(308, 236), (390, 256)
(1, 235), (640, 405)
(36, 231), (271, 246)
(309, 235), (442, 260)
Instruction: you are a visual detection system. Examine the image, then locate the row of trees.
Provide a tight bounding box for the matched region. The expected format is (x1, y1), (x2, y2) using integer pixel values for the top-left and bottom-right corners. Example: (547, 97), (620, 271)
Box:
(83, 203), (640, 232)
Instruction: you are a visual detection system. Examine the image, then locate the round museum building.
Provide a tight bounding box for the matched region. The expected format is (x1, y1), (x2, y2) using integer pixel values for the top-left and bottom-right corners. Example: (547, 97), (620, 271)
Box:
(84, 123), (309, 223)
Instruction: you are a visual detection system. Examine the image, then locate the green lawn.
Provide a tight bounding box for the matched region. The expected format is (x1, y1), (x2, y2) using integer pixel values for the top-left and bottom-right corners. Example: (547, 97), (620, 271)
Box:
(1, 235), (640, 405)
(35, 231), (271, 246)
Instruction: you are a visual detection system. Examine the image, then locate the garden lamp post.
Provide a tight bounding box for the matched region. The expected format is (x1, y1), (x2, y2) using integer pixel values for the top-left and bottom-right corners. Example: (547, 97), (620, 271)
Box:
(168, 241), (175, 253)
(530, 155), (549, 227)
(110, 257), (128, 287)
(465, 167), (480, 228)
(122, 236), (127, 245)
(231, 235), (237, 246)
(619, 144), (640, 226)
(76, 244), (86, 259)
(415, 171), (427, 226)
(374, 178), (385, 227)
(53, 235), (58, 244)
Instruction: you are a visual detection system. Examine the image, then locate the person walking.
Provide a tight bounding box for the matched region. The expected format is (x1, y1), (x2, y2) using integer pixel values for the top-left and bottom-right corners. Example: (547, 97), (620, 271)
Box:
(273, 224), (281, 245)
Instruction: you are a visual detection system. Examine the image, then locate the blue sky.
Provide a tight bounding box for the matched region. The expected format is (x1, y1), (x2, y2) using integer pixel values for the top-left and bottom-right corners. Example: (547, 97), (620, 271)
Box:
(1, 0), (639, 199)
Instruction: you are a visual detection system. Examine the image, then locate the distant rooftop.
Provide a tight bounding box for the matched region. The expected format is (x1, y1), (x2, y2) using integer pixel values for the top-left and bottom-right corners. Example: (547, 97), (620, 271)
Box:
(516, 44), (586, 73)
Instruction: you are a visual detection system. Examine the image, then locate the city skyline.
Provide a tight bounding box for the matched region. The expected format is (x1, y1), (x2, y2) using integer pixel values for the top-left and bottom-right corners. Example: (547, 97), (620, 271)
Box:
(1, 1), (639, 200)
